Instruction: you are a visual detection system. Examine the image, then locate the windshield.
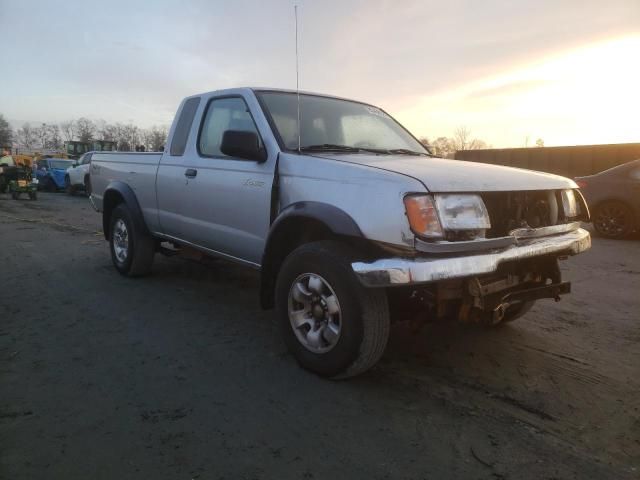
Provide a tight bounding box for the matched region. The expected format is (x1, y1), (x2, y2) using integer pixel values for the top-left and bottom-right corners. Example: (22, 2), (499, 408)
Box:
(257, 92), (428, 154)
(67, 143), (88, 155)
(50, 160), (74, 169)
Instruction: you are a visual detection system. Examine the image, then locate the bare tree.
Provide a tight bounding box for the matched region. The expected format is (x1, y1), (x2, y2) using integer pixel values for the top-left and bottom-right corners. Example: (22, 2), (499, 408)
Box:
(0, 114), (13, 147)
(47, 124), (62, 149)
(94, 119), (107, 140)
(452, 127), (471, 151)
(35, 123), (49, 149)
(431, 136), (456, 158)
(75, 117), (96, 143)
(147, 126), (167, 152)
(102, 124), (118, 142)
(17, 123), (36, 149)
(124, 124), (140, 151)
(452, 127), (488, 152)
(60, 120), (75, 142)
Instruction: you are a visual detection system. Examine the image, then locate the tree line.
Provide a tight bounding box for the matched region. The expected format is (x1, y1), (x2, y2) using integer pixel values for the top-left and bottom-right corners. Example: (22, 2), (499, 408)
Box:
(0, 113), (168, 153)
(419, 126), (490, 158)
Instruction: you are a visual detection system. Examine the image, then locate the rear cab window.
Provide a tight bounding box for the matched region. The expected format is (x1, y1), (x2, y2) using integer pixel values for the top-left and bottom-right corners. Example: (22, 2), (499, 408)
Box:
(170, 97), (201, 156)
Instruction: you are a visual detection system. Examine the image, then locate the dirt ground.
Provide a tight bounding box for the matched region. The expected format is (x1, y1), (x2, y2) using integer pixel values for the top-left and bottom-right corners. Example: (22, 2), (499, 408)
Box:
(1, 192), (638, 480)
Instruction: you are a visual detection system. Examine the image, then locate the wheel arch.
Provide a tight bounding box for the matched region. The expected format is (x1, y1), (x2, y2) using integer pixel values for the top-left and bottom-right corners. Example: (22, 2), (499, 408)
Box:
(259, 202), (368, 309)
(102, 181), (150, 240)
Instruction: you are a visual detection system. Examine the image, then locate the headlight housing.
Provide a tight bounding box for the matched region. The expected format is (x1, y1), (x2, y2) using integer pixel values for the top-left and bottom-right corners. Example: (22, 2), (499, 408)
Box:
(404, 194), (491, 239)
(560, 189), (578, 218)
(434, 194), (491, 231)
(403, 195), (443, 238)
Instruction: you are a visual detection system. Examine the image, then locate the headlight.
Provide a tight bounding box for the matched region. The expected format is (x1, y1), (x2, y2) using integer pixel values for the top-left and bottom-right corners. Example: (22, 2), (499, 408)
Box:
(434, 194), (491, 231)
(560, 189), (578, 218)
(404, 194), (491, 239)
(403, 195), (444, 238)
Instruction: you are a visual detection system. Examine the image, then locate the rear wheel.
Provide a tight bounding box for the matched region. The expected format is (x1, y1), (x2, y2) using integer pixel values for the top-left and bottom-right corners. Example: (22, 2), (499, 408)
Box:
(0, 176), (6, 193)
(11, 191), (19, 200)
(593, 201), (634, 238)
(84, 175), (91, 196)
(109, 203), (155, 277)
(275, 241), (390, 379)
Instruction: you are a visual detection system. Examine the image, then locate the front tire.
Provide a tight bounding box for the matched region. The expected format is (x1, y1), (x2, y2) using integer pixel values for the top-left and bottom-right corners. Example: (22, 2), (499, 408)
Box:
(275, 241), (390, 379)
(44, 177), (57, 192)
(593, 201), (634, 239)
(109, 203), (155, 277)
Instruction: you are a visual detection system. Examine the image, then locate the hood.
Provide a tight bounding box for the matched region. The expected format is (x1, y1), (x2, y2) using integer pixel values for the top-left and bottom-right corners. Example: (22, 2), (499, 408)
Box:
(313, 154), (576, 192)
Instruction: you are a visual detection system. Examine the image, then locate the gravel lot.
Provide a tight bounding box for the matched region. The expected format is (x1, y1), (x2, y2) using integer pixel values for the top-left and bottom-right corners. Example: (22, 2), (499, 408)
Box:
(1, 192), (638, 479)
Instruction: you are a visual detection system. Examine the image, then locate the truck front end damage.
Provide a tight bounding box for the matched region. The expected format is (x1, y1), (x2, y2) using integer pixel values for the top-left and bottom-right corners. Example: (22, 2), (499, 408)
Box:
(352, 188), (591, 326)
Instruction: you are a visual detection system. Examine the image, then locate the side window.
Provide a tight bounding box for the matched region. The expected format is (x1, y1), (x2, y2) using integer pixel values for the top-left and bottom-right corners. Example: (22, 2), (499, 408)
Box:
(170, 97), (201, 156)
(82, 153), (92, 165)
(199, 97), (261, 158)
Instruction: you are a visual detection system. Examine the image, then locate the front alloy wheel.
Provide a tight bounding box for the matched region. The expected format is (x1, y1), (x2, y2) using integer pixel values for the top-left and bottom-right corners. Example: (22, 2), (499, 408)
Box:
(288, 273), (342, 353)
(112, 218), (129, 264)
(276, 241), (390, 379)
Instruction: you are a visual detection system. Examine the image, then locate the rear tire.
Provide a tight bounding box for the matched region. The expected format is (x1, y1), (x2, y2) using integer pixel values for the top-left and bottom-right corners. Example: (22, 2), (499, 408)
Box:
(28, 191), (37, 200)
(84, 175), (91, 196)
(593, 201), (634, 239)
(109, 203), (155, 277)
(275, 241), (390, 379)
(0, 176), (6, 193)
(11, 191), (19, 200)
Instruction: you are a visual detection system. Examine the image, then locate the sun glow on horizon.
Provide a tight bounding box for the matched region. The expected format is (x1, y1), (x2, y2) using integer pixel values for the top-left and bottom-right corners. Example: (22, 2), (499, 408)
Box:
(398, 35), (640, 148)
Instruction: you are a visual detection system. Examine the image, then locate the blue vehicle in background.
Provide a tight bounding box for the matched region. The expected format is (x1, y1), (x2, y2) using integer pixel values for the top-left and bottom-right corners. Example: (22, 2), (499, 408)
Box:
(35, 158), (76, 192)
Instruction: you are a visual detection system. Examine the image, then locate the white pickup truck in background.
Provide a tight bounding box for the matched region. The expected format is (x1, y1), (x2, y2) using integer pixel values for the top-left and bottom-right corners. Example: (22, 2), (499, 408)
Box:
(90, 87), (591, 378)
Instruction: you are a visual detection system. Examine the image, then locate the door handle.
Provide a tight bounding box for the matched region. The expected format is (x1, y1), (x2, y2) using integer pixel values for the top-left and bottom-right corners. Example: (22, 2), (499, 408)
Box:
(185, 168), (197, 178)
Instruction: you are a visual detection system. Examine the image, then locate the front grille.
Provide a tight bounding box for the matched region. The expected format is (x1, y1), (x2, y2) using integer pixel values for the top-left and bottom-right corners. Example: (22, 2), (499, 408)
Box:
(481, 190), (567, 238)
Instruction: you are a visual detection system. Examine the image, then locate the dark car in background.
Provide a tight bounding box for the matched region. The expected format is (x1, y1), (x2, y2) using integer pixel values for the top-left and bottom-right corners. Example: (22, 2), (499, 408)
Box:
(35, 158), (76, 192)
(576, 159), (640, 238)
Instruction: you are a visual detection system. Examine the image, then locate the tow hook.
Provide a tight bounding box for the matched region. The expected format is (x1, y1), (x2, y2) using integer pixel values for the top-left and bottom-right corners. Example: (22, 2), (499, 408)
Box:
(492, 303), (509, 324)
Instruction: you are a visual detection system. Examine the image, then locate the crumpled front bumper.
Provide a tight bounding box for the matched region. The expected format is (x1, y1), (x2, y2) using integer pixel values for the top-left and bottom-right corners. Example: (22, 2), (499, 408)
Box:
(352, 228), (591, 287)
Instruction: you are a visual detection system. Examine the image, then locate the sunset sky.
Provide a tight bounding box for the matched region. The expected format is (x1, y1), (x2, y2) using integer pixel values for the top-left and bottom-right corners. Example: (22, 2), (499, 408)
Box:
(0, 0), (638, 148)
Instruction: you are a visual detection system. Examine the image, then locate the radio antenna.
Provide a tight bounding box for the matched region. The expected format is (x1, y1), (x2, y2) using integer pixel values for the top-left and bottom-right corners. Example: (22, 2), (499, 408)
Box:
(295, 5), (301, 153)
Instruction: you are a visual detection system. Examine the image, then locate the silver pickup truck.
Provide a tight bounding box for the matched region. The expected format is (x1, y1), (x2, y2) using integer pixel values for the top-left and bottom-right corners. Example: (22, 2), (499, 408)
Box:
(90, 87), (591, 378)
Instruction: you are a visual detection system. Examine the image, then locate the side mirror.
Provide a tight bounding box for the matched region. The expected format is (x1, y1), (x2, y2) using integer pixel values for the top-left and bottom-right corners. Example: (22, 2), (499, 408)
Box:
(220, 130), (267, 162)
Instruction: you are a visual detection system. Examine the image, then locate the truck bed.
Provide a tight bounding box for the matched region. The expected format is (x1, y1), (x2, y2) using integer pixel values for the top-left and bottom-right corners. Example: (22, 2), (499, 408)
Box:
(90, 152), (163, 233)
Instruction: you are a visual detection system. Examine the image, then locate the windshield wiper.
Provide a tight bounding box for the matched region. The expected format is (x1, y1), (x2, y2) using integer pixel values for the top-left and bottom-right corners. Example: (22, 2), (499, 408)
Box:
(299, 144), (362, 153)
(299, 144), (432, 157)
(386, 148), (431, 157)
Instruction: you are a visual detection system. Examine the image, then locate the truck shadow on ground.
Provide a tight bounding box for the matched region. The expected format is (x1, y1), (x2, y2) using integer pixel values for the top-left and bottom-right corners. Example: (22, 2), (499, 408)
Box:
(142, 251), (638, 464)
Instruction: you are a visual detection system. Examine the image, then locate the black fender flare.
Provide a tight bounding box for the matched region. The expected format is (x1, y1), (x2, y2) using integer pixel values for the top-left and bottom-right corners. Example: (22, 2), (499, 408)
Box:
(268, 201), (363, 241)
(102, 181), (149, 240)
(259, 201), (364, 309)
